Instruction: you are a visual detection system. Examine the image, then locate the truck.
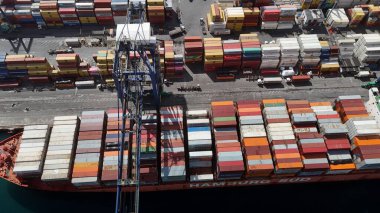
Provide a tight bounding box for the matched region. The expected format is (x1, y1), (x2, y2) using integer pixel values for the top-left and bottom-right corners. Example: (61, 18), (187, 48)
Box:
(48, 47), (74, 55)
(169, 25), (186, 38)
(258, 77), (283, 85)
(361, 77), (380, 89)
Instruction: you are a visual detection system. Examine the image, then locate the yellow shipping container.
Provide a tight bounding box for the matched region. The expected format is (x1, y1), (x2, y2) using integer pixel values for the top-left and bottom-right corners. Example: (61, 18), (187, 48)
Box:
(78, 70), (89, 77)
(147, 0), (164, 6)
(28, 71), (49, 76)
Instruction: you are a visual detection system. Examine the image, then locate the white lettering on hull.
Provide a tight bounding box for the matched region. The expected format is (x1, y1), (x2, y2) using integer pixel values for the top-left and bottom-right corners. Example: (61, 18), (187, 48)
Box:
(189, 178), (312, 189)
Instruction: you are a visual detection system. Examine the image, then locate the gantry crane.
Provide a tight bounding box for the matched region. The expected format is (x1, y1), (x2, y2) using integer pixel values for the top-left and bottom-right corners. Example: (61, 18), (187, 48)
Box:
(113, 1), (161, 213)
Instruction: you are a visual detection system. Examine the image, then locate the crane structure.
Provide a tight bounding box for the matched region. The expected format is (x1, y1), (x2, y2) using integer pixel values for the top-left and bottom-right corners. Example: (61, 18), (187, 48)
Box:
(113, 1), (161, 213)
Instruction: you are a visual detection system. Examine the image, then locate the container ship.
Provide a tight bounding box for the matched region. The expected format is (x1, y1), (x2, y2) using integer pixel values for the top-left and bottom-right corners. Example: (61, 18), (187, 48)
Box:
(2, 92), (380, 192)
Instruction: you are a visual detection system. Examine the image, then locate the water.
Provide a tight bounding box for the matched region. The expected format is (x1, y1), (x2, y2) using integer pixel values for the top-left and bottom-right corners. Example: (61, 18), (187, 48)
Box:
(1, 178), (380, 213)
(1, 132), (380, 213)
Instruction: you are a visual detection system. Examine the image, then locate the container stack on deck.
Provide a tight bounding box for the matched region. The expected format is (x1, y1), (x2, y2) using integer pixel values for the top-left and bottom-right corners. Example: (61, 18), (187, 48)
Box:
(132, 112), (158, 184)
(366, 6), (380, 27)
(222, 40), (242, 76)
(353, 34), (380, 64)
(263, 99), (303, 175)
(41, 116), (79, 182)
(146, 0), (165, 25)
(12, 4), (35, 28)
(76, 2), (97, 25)
(260, 6), (280, 30)
(56, 54), (80, 77)
(287, 100), (329, 176)
(237, 100), (274, 177)
(299, 9), (324, 27)
(203, 38), (224, 73)
(277, 38), (300, 67)
(298, 34), (321, 75)
(240, 34), (261, 71)
(101, 108), (128, 185)
(243, 7), (260, 27)
(13, 125), (49, 178)
(184, 36), (204, 63)
(313, 99), (355, 174)
(211, 101), (244, 180)
(186, 110), (214, 182)
(224, 7), (244, 32)
(160, 106), (186, 182)
(40, 1), (63, 27)
(72, 111), (105, 186)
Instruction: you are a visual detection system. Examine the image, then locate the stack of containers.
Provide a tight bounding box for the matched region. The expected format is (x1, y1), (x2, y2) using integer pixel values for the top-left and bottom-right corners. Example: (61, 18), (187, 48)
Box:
(147, 0), (165, 25)
(262, 99), (303, 175)
(222, 40), (242, 71)
(72, 111), (105, 187)
(311, 101), (354, 175)
(335, 0), (353, 8)
(13, 6), (36, 27)
(237, 100), (274, 177)
(203, 38), (223, 73)
(240, 34), (261, 71)
(211, 101), (244, 180)
(5, 54), (29, 78)
(58, 1), (80, 27)
(94, 8), (114, 26)
(102, 108), (128, 185)
(218, 0), (235, 9)
(25, 57), (52, 77)
(104, 108), (128, 151)
(337, 38), (355, 60)
(207, 3), (228, 34)
(260, 43), (280, 69)
(278, 5), (297, 29)
(277, 38), (299, 67)
(76, 2), (97, 25)
(164, 41), (184, 79)
(31, 3), (47, 27)
(111, 0), (128, 25)
(160, 106), (186, 182)
(106, 50), (114, 75)
(260, 6), (280, 30)
(184, 36), (203, 63)
(347, 7), (365, 28)
(299, 9), (324, 27)
(287, 100), (329, 176)
(366, 6), (380, 27)
(0, 53), (7, 77)
(327, 9), (349, 28)
(41, 116), (79, 182)
(56, 54), (80, 77)
(243, 7), (260, 27)
(95, 50), (110, 76)
(255, 0), (274, 7)
(320, 40), (340, 75)
(131, 112), (158, 185)
(186, 110), (214, 182)
(335, 95), (368, 124)
(347, 117), (380, 170)
(40, 0), (63, 27)
(298, 34), (321, 75)
(353, 34), (380, 64)
(224, 7), (244, 32)
(159, 46), (165, 69)
(13, 125), (49, 178)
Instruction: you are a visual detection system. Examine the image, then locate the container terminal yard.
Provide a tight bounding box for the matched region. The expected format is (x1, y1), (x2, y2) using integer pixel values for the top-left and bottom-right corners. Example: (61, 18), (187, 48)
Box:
(1, 0), (380, 212)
